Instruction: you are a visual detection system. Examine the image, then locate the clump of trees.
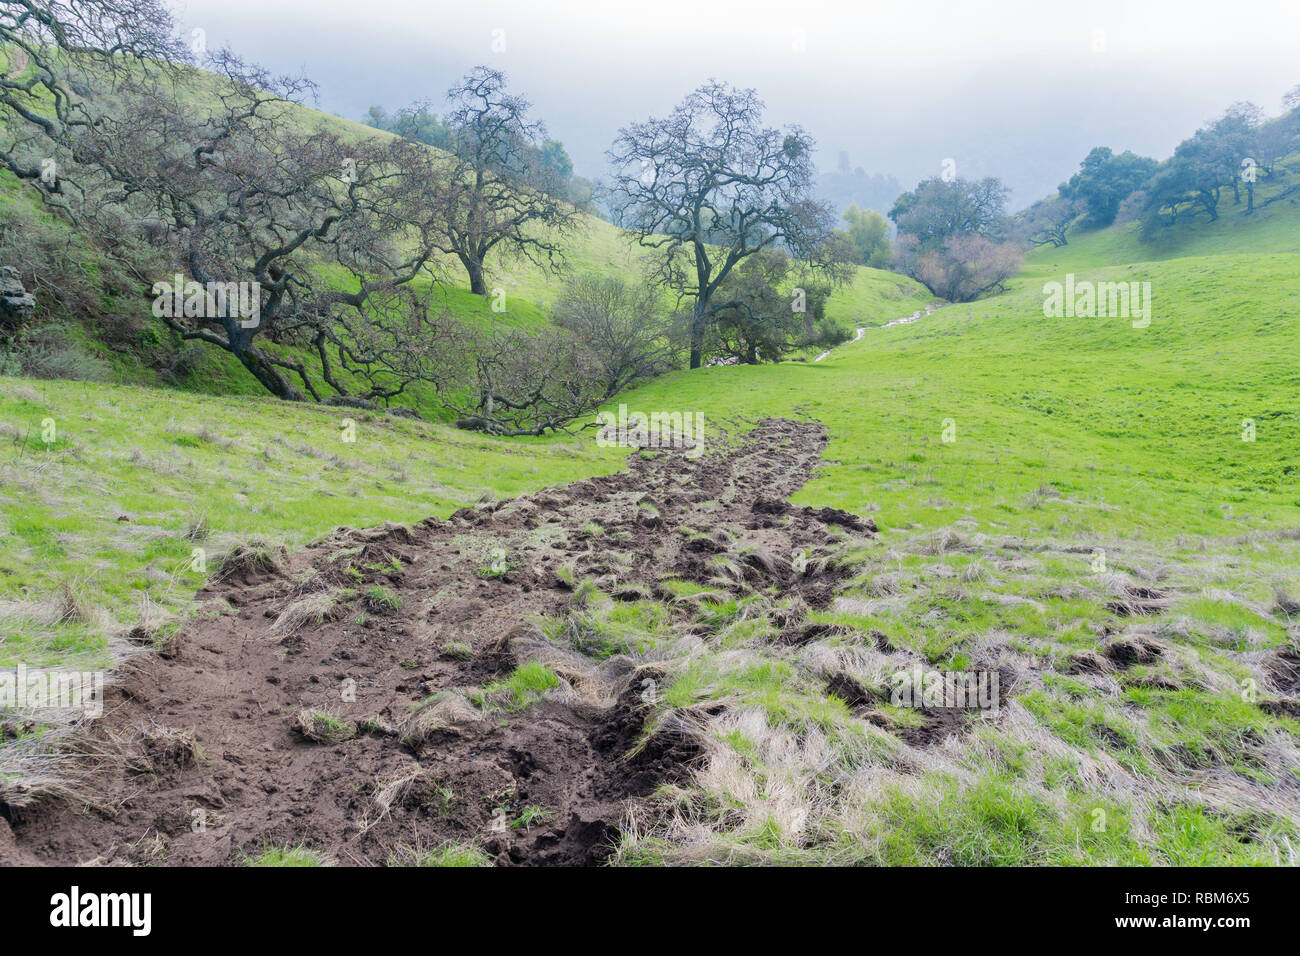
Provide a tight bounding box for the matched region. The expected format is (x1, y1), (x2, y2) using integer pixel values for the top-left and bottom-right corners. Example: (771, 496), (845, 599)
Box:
(1057, 148), (1158, 228)
(1136, 101), (1293, 234)
(1053, 92), (1299, 244)
(839, 204), (892, 267)
(888, 177), (1021, 300)
(0, 3), (606, 432)
(0, 4), (890, 428)
(1016, 87), (1300, 250)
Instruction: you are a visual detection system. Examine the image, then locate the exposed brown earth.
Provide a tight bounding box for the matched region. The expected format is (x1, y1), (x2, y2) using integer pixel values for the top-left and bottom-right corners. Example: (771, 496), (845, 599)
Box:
(4, 417), (879, 866)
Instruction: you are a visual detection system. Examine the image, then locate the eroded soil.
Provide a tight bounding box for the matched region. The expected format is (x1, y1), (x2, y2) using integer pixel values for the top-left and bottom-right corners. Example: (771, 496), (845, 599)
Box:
(4, 417), (875, 866)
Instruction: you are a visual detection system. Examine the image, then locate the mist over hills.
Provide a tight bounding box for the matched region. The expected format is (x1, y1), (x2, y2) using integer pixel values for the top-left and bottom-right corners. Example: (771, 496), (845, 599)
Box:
(168, 1), (1300, 211)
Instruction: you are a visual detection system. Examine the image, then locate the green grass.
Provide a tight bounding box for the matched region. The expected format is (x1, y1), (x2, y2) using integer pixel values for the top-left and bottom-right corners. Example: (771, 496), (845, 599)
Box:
(471, 661), (563, 712)
(3, 86), (1298, 865)
(598, 190), (1300, 866)
(1026, 165), (1300, 274)
(387, 842), (493, 867)
(510, 805), (555, 830)
(0, 377), (624, 670)
(613, 250), (1299, 540)
(243, 844), (331, 867)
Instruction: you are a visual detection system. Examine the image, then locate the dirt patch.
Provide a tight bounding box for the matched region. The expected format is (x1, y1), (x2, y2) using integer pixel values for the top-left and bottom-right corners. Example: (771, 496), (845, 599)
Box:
(894, 707), (972, 748)
(1101, 634), (1167, 668)
(1264, 645), (1300, 695)
(1106, 585), (1170, 618)
(8, 418), (873, 866)
(825, 672), (878, 709)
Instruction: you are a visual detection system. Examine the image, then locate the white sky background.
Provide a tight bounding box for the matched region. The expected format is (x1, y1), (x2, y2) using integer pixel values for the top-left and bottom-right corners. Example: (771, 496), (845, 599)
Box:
(168, 0), (1300, 207)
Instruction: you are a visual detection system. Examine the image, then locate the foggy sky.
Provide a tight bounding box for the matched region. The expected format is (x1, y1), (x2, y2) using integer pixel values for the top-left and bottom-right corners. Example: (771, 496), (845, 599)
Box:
(167, 0), (1300, 209)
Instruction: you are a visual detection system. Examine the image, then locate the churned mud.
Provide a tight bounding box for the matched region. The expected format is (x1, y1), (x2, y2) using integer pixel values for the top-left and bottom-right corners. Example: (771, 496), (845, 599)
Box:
(4, 417), (877, 866)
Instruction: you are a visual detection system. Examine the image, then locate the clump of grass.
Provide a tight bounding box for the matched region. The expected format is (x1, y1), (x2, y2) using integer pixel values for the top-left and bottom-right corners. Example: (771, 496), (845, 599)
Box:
(212, 540), (282, 583)
(399, 692), (481, 753)
(183, 511), (210, 542)
(510, 805), (554, 830)
(272, 590), (340, 634)
(473, 662), (562, 713)
(570, 578), (598, 608)
(441, 641), (474, 661)
(1274, 588), (1300, 617)
(361, 767), (453, 833)
(243, 843), (332, 867)
(292, 709), (355, 744)
(53, 578), (98, 625)
(364, 585), (402, 614)
(133, 721), (203, 773)
(387, 842), (493, 867)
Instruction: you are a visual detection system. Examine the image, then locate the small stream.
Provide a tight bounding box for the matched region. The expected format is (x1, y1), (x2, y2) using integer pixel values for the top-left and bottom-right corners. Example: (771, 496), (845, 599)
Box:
(813, 302), (943, 362)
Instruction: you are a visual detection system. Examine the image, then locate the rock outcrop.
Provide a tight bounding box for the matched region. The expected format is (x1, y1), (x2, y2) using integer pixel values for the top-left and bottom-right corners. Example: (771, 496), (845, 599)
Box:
(0, 267), (35, 322)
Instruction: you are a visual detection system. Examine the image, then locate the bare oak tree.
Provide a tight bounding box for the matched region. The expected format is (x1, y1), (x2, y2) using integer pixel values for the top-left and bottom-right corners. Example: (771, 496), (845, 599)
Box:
(9, 34), (457, 402)
(432, 67), (581, 295)
(607, 80), (834, 369)
(0, 0), (185, 205)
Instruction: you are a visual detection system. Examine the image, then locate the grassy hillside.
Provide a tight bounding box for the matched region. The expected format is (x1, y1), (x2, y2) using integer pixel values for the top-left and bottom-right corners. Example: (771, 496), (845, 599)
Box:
(0, 67), (931, 413)
(1027, 162), (1300, 273)
(583, 197), (1299, 864)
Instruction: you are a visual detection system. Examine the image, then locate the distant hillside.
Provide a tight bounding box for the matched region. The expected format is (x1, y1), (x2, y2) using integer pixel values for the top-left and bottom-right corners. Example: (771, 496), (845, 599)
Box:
(816, 156), (904, 220)
(0, 61), (931, 413)
(1026, 153), (1300, 276)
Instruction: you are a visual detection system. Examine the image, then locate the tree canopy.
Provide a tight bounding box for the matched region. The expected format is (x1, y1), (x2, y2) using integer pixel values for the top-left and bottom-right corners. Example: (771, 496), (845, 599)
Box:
(607, 80), (837, 368)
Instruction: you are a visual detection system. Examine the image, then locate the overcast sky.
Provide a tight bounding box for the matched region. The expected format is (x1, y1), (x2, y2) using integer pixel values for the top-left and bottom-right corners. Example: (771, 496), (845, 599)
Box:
(167, 0), (1300, 209)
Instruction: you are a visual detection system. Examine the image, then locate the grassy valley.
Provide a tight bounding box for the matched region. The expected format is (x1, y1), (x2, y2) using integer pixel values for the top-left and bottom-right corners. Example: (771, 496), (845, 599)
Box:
(4, 172), (1297, 864)
(1, 4), (1298, 874)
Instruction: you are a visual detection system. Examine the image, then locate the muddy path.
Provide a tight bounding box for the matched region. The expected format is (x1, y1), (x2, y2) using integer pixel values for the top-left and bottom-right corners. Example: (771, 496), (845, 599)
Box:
(2, 418), (874, 867)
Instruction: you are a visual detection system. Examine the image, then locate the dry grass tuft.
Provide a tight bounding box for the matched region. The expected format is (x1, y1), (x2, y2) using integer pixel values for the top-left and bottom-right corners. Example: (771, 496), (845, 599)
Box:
(212, 540), (283, 583)
(124, 721), (202, 774)
(291, 709), (355, 744)
(399, 692), (482, 753)
(271, 589), (341, 635)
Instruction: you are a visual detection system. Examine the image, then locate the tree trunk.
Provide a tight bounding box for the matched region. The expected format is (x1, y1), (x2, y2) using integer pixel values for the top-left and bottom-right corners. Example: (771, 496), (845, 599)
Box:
(689, 302), (706, 369)
(464, 256), (488, 296)
(239, 346), (306, 401)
